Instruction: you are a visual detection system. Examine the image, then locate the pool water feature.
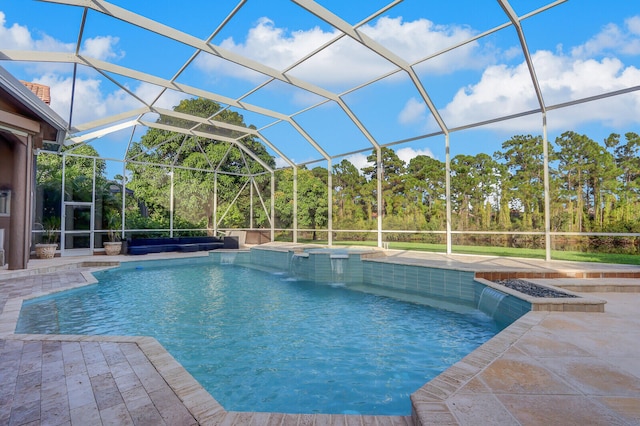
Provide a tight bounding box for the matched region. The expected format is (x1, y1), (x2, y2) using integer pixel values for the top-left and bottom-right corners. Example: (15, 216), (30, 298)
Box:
(16, 257), (502, 416)
(477, 286), (508, 317)
(330, 253), (348, 283)
(251, 247), (530, 327)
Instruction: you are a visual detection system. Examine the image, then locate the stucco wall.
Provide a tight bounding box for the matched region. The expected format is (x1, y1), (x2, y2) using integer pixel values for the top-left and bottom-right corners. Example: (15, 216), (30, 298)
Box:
(0, 137), (13, 254)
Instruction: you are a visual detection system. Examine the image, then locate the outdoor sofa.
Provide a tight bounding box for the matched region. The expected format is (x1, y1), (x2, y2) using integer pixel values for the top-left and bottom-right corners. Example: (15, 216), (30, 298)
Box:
(127, 236), (237, 255)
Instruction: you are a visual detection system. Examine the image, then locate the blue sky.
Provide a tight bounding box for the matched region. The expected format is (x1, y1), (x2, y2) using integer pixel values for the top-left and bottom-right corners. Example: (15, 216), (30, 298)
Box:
(1, 0), (639, 177)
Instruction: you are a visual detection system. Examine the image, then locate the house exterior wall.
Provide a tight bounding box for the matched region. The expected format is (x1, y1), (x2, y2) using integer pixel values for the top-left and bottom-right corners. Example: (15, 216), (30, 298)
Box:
(0, 66), (66, 270)
(0, 137), (12, 262)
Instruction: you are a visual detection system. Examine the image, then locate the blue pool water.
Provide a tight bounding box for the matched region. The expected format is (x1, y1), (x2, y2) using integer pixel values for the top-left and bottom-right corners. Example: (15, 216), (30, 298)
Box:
(16, 261), (500, 415)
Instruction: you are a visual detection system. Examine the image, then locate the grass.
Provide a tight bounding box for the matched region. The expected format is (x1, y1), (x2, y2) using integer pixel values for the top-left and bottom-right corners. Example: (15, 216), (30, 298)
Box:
(295, 239), (640, 265)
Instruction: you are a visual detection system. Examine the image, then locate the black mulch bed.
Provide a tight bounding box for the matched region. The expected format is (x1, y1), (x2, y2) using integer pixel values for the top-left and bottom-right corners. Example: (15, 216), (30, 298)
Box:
(494, 279), (579, 298)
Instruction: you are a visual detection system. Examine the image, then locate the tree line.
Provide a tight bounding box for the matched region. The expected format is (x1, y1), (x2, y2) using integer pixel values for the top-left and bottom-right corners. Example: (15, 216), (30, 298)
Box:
(35, 99), (640, 254)
(320, 131), (640, 254)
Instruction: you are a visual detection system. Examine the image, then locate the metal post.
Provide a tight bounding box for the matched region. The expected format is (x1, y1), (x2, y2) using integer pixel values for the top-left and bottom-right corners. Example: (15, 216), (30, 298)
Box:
(121, 161), (126, 241)
(250, 177), (254, 229)
(542, 113), (551, 261)
(328, 159), (333, 246)
(213, 172), (218, 236)
(169, 167), (174, 238)
(445, 134), (452, 255)
(293, 167), (298, 243)
(61, 154), (66, 255)
(270, 172), (275, 243)
(91, 158), (96, 253)
(26, 137), (36, 266)
(377, 147), (383, 248)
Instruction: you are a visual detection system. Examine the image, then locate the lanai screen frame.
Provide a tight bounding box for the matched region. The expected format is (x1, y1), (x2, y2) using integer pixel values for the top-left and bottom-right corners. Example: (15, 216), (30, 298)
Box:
(7, 0), (640, 259)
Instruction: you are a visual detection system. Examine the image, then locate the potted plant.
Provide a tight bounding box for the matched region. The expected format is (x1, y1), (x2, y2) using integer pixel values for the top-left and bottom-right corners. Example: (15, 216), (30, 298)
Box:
(35, 217), (59, 259)
(103, 210), (122, 255)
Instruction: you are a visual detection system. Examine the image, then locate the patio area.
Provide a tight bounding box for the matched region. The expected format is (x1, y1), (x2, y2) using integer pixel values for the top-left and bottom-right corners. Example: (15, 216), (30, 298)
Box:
(1, 249), (640, 425)
(2, 1), (640, 423)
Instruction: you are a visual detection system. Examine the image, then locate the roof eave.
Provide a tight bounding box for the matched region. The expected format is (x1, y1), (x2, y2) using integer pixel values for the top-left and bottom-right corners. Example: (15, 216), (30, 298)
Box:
(0, 65), (68, 145)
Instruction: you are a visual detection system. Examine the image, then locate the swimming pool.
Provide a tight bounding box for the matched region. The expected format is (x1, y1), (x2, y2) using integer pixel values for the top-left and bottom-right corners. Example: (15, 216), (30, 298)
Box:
(16, 258), (501, 415)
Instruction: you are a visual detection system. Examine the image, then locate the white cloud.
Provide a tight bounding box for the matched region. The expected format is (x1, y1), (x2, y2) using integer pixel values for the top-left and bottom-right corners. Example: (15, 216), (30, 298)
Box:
(34, 74), (122, 124)
(627, 16), (640, 35)
(0, 11), (71, 51)
(571, 15), (640, 57)
(623, 16), (640, 54)
(0, 11), (123, 60)
(398, 97), (427, 125)
(33, 74), (186, 127)
(195, 16), (488, 87)
(81, 35), (124, 61)
(275, 156), (291, 169)
(345, 152), (371, 173)
(0, 11), (125, 79)
(287, 37), (396, 88)
(433, 21), (640, 133)
(436, 61), (538, 130)
(0, 11), (176, 127)
(571, 23), (624, 58)
(195, 17), (336, 83)
(396, 147), (435, 164)
(135, 82), (189, 110)
(6, 7), (639, 145)
(361, 16), (484, 72)
(0, 18), (28, 48)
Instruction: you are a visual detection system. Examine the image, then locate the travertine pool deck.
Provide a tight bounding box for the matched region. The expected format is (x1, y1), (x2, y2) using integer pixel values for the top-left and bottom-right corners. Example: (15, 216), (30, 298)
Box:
(1, 248), (640, 425)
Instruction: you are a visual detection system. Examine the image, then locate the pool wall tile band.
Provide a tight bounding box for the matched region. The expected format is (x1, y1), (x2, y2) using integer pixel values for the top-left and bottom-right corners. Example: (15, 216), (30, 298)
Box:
(115, 256), (213, 271)
(210, 248), (530, 326)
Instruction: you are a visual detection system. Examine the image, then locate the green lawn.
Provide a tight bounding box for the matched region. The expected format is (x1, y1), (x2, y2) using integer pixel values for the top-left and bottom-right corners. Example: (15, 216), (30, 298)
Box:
(295, 239), (640, 265)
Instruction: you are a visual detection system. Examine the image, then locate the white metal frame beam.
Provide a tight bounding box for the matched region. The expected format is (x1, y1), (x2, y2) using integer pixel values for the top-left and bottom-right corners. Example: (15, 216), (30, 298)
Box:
(497, 0), (550, 260)
(8, 0), (635, 256)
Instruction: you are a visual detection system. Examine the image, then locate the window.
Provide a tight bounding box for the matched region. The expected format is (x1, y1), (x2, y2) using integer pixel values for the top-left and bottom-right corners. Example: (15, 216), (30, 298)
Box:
(0, 190), (10, 216)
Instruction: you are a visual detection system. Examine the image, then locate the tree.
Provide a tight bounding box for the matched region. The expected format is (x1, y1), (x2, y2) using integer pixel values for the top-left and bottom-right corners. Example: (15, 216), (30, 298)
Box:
(297, 168), (328, 239)
(362, 147), (406, 219)
(554, 131), (601, 232)
(606, 132), (640, 223)
(450, 153), (499, 230)
(274, 168), (294, 229)
(35, 144), (107, 224)
(587, 144), (619, 230)
(494, 135), (546, 230)
(126, 98), (275, 231)
(406, 155), (446, 229)
(332, 159), (366, 224)
(272, 166), (329, 240)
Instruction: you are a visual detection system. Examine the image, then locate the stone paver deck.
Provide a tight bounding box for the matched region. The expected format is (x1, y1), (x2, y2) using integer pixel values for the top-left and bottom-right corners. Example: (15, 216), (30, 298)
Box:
(1, 248), (640, 425)
(413, 292), (640, 425)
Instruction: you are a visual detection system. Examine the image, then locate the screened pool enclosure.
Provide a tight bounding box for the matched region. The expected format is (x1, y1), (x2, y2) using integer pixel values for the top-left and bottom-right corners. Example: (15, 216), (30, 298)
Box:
(4, 0), (639, 259)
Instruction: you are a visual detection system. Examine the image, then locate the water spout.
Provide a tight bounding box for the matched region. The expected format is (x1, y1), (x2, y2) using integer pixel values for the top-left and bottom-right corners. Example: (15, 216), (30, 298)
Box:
(220, 252), (236, 264)
(330, 256), (347, 284)
(289, 252), (306, 279)
(477, 286), (506, 318)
